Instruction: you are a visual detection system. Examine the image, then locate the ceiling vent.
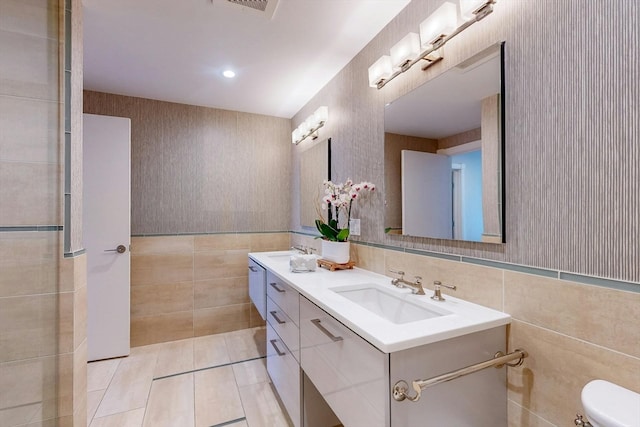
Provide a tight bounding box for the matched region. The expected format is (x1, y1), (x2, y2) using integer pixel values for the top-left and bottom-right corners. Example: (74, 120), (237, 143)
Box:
(227, 0), (268, 12)
(223, 0), (279, 19)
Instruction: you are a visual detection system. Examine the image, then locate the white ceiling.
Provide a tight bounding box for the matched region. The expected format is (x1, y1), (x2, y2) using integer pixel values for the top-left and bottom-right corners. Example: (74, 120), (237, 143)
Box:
(82, 0), (411, 119)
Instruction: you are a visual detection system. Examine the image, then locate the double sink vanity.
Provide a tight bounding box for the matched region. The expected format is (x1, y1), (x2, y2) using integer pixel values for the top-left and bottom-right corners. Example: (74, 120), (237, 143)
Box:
(248, 251), (513, 427)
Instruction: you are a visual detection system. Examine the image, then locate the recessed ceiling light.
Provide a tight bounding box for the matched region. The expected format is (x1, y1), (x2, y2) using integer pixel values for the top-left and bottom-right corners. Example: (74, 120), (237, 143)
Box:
(223, 70), (236, 78)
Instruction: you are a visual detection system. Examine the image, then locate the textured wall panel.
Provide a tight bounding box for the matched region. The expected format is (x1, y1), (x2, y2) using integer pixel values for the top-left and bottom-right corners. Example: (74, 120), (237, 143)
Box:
(83, 91), (292, 234)
(291, 0), (640, 283)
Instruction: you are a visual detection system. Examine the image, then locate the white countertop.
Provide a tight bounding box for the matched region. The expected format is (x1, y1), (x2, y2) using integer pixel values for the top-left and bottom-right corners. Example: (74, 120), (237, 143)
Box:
(249, 251), (511, 353)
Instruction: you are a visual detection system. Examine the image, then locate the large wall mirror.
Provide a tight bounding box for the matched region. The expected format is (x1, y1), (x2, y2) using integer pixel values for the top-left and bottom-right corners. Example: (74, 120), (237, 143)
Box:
(300, 137), (331, 227)
(384, 42), (505, 243)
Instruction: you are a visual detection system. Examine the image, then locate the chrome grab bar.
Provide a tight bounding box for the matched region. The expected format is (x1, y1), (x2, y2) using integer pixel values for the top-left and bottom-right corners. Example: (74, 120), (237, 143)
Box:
(392, 349), (528, 402)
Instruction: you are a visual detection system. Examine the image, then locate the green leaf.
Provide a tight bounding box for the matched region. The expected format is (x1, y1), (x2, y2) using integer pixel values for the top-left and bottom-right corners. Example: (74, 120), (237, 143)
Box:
(336, 228), (350, 242)
(319, 223), (338, 241)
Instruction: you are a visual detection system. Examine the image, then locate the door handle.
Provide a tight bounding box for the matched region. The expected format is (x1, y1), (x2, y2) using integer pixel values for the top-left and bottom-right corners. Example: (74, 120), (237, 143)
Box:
(104, 244), (127, 254)
(248, 266), (258, 272)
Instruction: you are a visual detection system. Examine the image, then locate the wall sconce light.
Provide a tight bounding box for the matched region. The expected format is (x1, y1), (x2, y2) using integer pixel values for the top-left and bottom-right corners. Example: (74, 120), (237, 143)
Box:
(292, 106), (328, 145)
(368, 0), (496, 89)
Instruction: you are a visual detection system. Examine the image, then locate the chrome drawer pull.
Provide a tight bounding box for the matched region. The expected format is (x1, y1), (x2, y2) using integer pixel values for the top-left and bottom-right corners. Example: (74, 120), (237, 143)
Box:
(248, 266), (258, 272)
(311, 319), (343, 342)
(269, 282), (285, 293)
(270, 310), (286, 324)
(270, 339), (286, 356)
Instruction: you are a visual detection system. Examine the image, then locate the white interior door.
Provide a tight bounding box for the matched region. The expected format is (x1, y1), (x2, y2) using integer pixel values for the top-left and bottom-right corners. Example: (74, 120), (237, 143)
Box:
(83, 113), (131, 361)
(402, 150), (453, 238)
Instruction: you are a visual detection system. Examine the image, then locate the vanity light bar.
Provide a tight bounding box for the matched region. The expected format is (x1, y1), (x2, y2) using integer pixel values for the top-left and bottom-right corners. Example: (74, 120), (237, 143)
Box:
(368, 0), (496, 89)
(292, 106), (328, 145)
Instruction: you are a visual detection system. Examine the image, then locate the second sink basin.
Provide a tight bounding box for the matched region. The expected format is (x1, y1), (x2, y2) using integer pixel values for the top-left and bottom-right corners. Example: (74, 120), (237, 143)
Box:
(330, 283), (450, 324)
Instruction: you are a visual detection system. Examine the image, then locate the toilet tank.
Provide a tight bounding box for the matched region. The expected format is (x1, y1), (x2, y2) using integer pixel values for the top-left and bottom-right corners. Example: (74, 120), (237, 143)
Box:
(581, 380), (640, 427)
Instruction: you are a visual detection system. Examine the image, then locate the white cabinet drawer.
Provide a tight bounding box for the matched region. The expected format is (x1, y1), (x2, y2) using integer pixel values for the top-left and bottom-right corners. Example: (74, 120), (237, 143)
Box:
(300, 296), (389, 427)
(266, 271), (299, 326)
(266, 324), (301, 427)
(267, 296), (299, 362)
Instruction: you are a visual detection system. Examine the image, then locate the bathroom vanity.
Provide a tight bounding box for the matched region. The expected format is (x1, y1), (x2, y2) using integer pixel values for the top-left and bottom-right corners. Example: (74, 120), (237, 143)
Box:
(249, 251), (512, 427)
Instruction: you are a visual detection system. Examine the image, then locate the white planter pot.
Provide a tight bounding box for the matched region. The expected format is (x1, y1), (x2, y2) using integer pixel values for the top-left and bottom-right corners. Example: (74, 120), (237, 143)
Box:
(321, 240), (350, 264)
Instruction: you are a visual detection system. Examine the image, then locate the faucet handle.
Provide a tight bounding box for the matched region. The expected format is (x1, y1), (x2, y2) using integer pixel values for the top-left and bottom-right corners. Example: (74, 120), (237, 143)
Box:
(431, 281), (456, 301)
(433, 280), (456, 291)
(414, 276), (422, 283)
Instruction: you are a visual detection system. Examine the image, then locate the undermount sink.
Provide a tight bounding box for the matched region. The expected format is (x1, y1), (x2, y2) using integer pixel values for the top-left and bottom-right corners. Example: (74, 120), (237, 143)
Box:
(331, 283), (450, 324)
(268, 253), (296, 259)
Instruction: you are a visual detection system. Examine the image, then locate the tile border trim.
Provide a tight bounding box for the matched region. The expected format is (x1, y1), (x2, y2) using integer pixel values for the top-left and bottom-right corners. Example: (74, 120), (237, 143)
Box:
(131, 231), (290, 237)
(559, 272), (640, 293)
(63, 248), (86, 258)
(0, 225), (63, 232)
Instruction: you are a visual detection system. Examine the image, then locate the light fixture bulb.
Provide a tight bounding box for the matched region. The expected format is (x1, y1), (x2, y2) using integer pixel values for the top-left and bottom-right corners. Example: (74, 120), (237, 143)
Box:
(313, 106), (328, 125)
(368, 55), (394, 88)
(460, 0), (490, 21)
(292, 128), (302, 144)
(223, 70), (236, 78)
(419, 2), (458, 49)
(390, 33), (421, 70)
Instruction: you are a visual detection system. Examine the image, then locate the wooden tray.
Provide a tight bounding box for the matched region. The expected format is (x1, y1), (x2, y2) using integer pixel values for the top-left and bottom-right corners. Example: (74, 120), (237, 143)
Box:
(317, 259), (356, 271)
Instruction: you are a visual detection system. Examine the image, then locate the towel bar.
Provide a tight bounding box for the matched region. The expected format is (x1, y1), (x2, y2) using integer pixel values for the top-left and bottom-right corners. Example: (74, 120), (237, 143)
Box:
(392, 348), (528, 402)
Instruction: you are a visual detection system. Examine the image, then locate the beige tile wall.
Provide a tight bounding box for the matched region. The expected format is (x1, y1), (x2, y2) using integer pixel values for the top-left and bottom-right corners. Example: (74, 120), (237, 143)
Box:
(0, 0), (88, 426)
(130, 233), (289, 347)
(289, 235), (640, 427)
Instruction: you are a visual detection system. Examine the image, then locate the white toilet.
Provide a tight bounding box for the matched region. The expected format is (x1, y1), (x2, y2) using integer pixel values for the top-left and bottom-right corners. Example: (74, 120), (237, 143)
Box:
(581, 379), (640, 427)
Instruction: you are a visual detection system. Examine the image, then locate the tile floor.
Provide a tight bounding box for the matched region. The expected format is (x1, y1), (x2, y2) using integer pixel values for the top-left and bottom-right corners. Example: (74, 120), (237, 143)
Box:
(87, 327), (292, 427)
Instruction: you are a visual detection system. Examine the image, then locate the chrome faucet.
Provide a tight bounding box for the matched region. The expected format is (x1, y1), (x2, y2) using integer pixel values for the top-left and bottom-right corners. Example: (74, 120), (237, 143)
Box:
(430, 280), (457, 301)
(389, 269), (425, 295)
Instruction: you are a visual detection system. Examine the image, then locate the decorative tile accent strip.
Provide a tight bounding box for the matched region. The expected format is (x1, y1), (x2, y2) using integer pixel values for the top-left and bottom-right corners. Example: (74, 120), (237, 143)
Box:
(462, 257), (558, 278)
(407, 248), (461, 261)
(367, 242), (405, 252)
(559, 272), (640, 293)
(131, 231), (290, 237)
(63, 248), (86, 258)
(0, 225), (63, 232)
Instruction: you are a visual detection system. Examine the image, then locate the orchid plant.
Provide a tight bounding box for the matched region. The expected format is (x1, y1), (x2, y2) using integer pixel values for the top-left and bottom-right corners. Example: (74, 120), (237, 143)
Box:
(315, 179), (376, 242)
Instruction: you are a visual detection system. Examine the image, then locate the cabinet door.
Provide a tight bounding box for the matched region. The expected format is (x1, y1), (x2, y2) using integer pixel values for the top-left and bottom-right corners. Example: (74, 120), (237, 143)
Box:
(266, 271), (299, 326)
(300, 296), (389, 427)
(266, 324), (301, 427)
(248, 259), (266, 320)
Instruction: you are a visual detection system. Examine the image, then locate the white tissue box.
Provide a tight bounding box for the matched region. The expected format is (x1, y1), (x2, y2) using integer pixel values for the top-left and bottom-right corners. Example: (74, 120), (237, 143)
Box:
(290, 254), (317, 272)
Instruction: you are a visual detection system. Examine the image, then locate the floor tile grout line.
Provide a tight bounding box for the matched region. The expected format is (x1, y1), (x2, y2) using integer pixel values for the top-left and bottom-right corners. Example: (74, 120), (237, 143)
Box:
(231, 353), (250, 427)
(209, 417), (247, 427)
(140, 351), (160, 427)
(153, 356), (267, 381)
(89, 358), (122, 424)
